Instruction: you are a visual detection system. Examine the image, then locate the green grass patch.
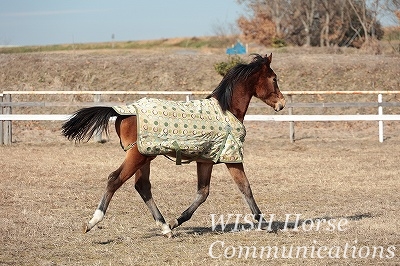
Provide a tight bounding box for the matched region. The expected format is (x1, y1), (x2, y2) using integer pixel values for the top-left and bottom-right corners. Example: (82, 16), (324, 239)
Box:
(0, 36), (237, 54)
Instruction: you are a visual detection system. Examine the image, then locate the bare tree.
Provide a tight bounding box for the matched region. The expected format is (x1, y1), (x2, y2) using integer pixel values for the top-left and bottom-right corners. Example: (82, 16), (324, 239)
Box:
(319, 0), (350, 46)
(347, 0), (377, 43)
(320, 0), (331, 46)
(380, 0), (400, 25)
(237, 0), (291, 39)
(212, 20), (240, 38)
(292, 0), (317, 46)
(258, 0), (290, 38)
(237, 8), (277, 46)
(237, 0), (386, 47)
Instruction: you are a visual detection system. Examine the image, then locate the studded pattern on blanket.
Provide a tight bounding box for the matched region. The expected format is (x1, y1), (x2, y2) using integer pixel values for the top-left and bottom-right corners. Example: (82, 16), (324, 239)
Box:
(112, 97), (246, 163)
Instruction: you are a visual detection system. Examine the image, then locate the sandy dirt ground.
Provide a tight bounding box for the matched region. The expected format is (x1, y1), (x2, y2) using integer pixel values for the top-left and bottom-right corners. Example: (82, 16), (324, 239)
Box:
(1, 121), (399, 265)
(1, 49), (399, 265)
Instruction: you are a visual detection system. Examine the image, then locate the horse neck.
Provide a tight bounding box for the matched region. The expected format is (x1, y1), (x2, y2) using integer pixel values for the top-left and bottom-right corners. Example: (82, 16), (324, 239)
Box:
(228, 83), (253, 123)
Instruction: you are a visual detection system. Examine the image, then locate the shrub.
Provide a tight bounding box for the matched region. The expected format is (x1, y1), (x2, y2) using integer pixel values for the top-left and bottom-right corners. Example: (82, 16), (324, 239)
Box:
(272, 37), (287, 48)
(214, 55), (245, 76)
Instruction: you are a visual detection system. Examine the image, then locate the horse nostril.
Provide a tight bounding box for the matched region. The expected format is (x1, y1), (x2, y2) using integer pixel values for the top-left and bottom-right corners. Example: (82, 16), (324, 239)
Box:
(276, 103), (284, 111)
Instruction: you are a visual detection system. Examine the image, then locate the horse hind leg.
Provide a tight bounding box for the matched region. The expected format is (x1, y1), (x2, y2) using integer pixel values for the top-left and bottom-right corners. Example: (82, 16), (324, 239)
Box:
(134, 161), (172, 238)
(84, 165), (125, 233)
(84, 147), (150, 233)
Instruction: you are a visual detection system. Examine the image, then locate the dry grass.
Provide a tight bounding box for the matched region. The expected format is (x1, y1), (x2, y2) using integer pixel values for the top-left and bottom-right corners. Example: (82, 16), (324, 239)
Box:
(0, 122), (399, 265)
(1, 48), (399, 265)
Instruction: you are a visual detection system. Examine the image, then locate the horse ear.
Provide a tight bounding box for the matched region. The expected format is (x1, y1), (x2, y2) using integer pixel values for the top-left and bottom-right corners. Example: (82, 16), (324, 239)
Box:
(267, 53), (273, 63)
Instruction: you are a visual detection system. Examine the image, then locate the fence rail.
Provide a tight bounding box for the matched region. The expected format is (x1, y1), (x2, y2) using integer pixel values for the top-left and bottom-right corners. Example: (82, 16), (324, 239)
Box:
(2, 101), (400, 108)
(2, 114), (400, 122)
(1, 90), (400, 145)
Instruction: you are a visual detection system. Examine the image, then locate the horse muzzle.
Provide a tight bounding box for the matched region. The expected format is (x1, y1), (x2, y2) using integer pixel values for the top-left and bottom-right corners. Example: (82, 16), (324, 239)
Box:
(274, 98), (286, 112)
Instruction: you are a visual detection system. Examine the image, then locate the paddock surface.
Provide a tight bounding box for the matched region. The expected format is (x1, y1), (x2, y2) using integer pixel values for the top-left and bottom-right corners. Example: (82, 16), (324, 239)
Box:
(0, 121), (399, 266)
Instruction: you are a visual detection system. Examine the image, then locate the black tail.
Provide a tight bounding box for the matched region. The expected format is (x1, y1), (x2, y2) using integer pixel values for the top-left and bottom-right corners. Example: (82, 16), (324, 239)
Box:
(62, 106), (119, 142)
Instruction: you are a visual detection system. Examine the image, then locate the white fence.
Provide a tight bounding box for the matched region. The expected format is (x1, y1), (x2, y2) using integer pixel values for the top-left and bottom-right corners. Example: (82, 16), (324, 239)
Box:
(1, 90), (400, 145)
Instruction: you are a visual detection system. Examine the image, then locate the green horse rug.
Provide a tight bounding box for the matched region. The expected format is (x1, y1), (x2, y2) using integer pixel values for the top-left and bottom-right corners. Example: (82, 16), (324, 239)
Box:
(112, 97), (246, 164)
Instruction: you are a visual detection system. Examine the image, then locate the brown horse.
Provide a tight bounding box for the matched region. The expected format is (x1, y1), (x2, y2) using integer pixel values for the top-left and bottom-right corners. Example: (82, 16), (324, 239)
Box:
(62, 53), (285, 237)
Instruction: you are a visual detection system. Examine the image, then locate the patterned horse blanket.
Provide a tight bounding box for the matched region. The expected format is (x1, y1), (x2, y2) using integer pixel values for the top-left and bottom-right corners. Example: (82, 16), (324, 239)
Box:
(112, 97), (246, 164)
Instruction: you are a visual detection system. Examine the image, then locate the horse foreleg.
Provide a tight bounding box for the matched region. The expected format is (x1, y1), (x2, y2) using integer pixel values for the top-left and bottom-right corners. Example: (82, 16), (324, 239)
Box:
(134, 161), (172, 238)
(226, 163), (269, 229)
(169, 162), (213, 230)
(84, 148), (149, 233)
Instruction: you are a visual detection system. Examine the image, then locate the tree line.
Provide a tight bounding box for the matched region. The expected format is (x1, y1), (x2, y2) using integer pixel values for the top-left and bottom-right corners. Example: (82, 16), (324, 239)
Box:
(236, 0), (400, 48)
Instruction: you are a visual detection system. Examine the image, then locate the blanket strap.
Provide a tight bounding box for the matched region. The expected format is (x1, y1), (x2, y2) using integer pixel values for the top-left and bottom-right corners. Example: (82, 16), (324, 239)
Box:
(123, 141), (137, 152)
(163, 141), (213, 165)
(172, 141), (182, 165)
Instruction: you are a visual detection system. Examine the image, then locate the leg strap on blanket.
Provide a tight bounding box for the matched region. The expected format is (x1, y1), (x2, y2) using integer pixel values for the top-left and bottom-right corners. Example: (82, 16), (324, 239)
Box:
(121, 140), (213, 165)
(172, 141), (182, 165)
(163, 141), (213, 165)
(122, 141), (137, 152)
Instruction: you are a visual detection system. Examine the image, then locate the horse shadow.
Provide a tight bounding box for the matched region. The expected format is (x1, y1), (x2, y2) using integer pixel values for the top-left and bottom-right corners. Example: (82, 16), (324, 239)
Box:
(169, 212), (373, 237)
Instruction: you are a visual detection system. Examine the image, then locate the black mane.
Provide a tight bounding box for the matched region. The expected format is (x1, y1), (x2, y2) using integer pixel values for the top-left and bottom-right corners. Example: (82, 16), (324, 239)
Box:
(207, 54), (268, 111)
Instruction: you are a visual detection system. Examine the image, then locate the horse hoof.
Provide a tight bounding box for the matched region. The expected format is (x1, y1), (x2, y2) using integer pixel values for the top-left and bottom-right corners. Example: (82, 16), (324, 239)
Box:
(169, 219), (179, 230)
(258, 223), (274, 233)
(163, 231), (174, 239)
(82, 223), (90, 233)
(260, 226), (272, 232)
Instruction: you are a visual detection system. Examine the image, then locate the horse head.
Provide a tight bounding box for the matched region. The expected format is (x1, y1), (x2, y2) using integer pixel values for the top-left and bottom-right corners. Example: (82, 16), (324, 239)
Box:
(208, 53), (286, 121)
(253, 53), (286, 112)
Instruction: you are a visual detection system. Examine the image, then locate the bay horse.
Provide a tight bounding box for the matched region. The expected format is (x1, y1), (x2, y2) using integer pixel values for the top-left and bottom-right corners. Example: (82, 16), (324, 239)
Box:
(62, 53), (285, 237)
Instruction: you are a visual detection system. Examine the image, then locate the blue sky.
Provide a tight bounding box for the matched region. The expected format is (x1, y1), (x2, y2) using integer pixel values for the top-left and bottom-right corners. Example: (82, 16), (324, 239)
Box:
(0, 0), (244, 46)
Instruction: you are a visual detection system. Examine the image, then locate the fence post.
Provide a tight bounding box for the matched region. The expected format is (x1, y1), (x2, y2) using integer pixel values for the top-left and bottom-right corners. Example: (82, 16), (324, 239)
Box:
(378, 94), (384, 143)
(0, 94), (3, 145)
(185, 94), (191, 102)
(93, 94), (103, 143)
(3, 93), (12, 145)
(288, 95), (295, 143)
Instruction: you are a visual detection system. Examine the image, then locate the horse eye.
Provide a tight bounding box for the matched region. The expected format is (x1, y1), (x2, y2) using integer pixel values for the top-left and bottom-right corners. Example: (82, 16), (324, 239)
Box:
(273, 77), (277, 83)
